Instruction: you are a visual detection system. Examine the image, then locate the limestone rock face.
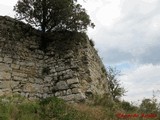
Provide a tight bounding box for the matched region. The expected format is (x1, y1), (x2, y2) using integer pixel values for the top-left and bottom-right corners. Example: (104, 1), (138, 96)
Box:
(0, 16), (109, 102)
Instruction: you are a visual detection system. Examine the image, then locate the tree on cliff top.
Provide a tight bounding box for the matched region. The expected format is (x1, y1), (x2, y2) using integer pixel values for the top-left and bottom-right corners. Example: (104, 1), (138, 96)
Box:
(14, 0), (94, 34)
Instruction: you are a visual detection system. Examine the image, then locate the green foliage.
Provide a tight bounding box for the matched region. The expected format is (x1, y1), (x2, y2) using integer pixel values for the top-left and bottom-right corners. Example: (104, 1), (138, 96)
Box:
(91, 94), (120, 120)
(93, 94), (114, 109)
(39, 97), (66, 119)
(14, 0), (94, 33)
(91, 93), (160, 120)
(39, 97), (91, 120)
(14, 0), (94, 50)
(0, 94), (160, 120)
(0, 96), (94, 120)
(139, 98), (160, 113)
(0, 95), (40, 120)
(89, 39), (95, 46)
(107, 67), (127, 101)
(17, 103), (40, 120)
(120, 100), (138, 112)
(101, 66), (106, 73)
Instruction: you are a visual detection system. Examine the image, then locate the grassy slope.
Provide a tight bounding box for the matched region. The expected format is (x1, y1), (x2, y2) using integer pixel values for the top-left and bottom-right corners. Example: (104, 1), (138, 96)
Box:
(0, 95), (159, 120)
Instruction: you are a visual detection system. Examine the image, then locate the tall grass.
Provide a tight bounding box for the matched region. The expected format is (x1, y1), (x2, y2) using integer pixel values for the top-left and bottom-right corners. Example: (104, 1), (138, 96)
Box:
(0, 94), (159, 120)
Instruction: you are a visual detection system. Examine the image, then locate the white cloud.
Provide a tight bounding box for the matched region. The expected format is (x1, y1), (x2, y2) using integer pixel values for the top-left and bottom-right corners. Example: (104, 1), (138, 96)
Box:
(0, 0), (17, 6)
(80, 0), (160, 104)
(142, 0), (158, 3)
(96, 0), (123, 28)
(0, 0), (17, 17)
(87, 0), (160, 65)
(0, 4), (15, 17)
(120, 64), (160, 102)
(149, 15), (160, 32)
(79, 0), (103, 14)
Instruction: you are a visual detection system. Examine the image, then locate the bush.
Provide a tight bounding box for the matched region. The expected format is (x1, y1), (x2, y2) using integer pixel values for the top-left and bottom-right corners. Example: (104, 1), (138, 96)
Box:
(120, 101), (138, 112)
(1, 94), (160, 120)
(39, 97), (93, 120)
(89, 39), (95, 46)
(0, 96), (95, 120)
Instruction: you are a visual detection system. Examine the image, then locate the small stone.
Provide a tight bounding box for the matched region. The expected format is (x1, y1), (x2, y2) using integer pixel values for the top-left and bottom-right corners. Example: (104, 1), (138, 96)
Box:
(38, 55), (43, 59)
(56, 81), (68, 90)
(74, 93), (86, 102)
(0, 63), (11, 72)
(62, 90), (67, 96)
(72, 88), (81, 94)
(43, 93), (48, 98)
(70, 84), (80, 88)
(20, 62), (35, 66)
(20, 92), (25, 97)
(53, 76), (58, 81)
(0, 81), (11, 89)
(55, 91), (61, 97)
(58, 94), (74, 101)
(0, 57), (3, 62)
(13, 76), (27, 81)
(35, 78), (43, 84)
(11, 64), (20, 69)
(53, 72), (57, 76)
(43, 87), (49, 92)
(67, 78), (79, 85)
(50, 68), (56, 73)
(28, 78), (34, 83)
(23, 83), (43, 93)
(19, 67), (29, 71)
(36, 93), (42, 98)
(44, 76), (52, 82)
(12, 89), (21, 92)
(12, 72), (27, 77)
(11, 81), (19, 88)
(55, 67), (61, 72)
(3, 57), (12, 63)
(59, 76), (63, 80)
(0, 72), (11, 79)
(66, 89), (72, 95)
(63, 74), (71, 79)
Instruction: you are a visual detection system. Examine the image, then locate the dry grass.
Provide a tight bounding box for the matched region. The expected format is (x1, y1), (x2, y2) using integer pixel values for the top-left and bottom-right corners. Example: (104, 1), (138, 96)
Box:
(72, 103), (107, 120)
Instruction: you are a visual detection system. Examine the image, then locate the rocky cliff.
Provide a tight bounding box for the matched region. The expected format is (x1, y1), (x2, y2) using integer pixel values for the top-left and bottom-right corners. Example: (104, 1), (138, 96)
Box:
(0, 16), (109, 102)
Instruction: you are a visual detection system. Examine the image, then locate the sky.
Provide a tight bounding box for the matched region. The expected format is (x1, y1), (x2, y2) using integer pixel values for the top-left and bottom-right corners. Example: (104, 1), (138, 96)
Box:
(0, 0), (160, 104)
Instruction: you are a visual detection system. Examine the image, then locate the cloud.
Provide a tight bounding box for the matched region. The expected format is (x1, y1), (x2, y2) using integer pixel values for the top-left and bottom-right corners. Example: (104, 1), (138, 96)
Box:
(96, 0), (122, 28)
(83, 0), (160, 103)
(0, 4), (15, 17)
(87, 0), (160, 65)
(120, 64), (160, 102)
(0, 0), (17, 16)
(0, 0), (17, 6)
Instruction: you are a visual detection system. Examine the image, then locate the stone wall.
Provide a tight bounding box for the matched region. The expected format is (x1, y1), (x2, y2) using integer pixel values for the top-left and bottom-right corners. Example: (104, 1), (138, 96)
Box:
(0, 16), (109, 102)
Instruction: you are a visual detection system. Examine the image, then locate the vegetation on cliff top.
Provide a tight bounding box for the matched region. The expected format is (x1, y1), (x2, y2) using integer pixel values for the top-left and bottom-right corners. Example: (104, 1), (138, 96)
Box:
(14, 0), (94, 33)
(14, 0), (94, 49)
